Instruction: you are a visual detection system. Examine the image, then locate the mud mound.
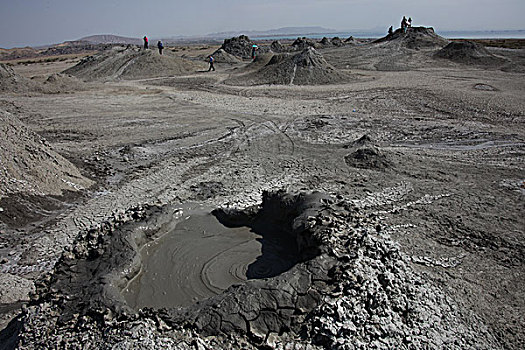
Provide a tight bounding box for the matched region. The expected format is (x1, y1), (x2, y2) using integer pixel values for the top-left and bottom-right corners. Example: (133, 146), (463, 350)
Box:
(0, 63), (15, 79)
(219, 35), (269, 59)
(319, 37), (331, 46)
(226, 48), (351, 86)
(375, 26), (449, 49)
(344, 134), (373, 148)
(434, 41), (508, 66)
(64, 47), (205, 81)
(270, 40), (286, 53)
(345, 146), (390, 169)
(210, 48), (242, 63)
(319, 37), (345, 47)
(291, 37), (320, 50)
(0, 110), (94, 198)
(17, 191), (498, 349)
(344, 135), (391, 170)
(42, 73), (86, 92)
(331, 37), (344, 46)
(0, 63), (40, 93)
(501, 62), (525, 73)
(238, 53), (274, 72)
(344, 36), (358, 44)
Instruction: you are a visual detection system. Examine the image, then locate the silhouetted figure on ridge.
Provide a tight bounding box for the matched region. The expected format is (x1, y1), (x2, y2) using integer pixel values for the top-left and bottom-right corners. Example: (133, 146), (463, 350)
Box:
(143, 36), (149, 49)
(157, 40), (164, 55)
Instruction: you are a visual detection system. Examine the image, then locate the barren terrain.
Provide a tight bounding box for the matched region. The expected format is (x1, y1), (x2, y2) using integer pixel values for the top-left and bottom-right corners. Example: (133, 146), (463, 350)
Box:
(0, 30), (524, 349)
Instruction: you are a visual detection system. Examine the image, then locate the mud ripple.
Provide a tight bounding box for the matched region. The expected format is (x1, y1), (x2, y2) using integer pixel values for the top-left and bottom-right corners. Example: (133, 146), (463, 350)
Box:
(123, 212), (261, 309)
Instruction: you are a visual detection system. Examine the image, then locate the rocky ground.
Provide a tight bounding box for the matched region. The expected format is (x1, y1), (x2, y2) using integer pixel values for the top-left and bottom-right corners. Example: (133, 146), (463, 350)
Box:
(0, 30), (524, 349)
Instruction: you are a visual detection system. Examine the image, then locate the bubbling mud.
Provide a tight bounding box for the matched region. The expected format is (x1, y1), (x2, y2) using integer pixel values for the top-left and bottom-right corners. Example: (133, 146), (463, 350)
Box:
(122, 209), (300, 309)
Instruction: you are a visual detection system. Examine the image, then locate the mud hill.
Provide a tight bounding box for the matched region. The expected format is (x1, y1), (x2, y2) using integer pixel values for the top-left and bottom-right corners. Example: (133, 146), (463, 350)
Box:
(270, 41), (286, 53)
(0, 47), (39, 61)
(322, 27), (450, 71)
(219, 35), (270, 59)
(344, 36), (358, 44)
(79, 34), (141, 45)
(435, 40), (508, 67)
(209, 48), (242, 63)
(0, 110), (94, 199)
(0, 63), (40, 92)
(236, 53), (275, 73)
(1, 63), (86, 94)
(43, 73), (86, 93)
(226, 47), (351, 86)
(291, 37), (320, 50)
(64, 47), (206, 81)
(331, 37), (344, 47)
(0, 43), (113, 62)
(375, 26), (449, 50)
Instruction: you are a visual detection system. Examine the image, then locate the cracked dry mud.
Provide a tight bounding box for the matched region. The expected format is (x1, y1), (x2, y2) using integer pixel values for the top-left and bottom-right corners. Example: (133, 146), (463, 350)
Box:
(0, 38), (524, 350)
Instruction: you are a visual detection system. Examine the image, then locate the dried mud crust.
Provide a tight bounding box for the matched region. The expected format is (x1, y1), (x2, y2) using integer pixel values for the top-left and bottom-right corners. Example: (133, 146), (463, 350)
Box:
(7, 191), (498, 349)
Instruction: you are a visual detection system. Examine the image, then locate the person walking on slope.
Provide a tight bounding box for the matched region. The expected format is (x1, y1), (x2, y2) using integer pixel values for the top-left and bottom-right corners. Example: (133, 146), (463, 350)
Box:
(208, 55), (215, 71)
(143, 36), (149, 49)
(157, 40), (164, 55)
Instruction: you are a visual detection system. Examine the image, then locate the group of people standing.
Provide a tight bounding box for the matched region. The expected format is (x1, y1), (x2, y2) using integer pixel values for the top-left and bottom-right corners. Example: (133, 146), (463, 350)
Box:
(388, 16), (413, 35)
(401, 16), (413, 33)
(143, 36), (164, 55)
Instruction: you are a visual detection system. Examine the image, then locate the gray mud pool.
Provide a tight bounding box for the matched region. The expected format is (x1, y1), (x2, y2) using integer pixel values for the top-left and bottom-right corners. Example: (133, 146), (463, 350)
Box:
(122, 209), (299, 309)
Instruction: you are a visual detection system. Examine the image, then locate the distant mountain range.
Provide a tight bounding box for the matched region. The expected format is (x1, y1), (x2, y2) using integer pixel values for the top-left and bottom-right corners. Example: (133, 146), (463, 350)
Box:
(79, 35), (142, 45)
(78, 28), (525, 45)
(205, 26), (338, 38)
(78, 27), (339, 44)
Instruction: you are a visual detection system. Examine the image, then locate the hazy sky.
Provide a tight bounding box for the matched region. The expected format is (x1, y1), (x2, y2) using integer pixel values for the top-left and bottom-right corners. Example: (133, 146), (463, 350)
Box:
(1, 0), (524, 48)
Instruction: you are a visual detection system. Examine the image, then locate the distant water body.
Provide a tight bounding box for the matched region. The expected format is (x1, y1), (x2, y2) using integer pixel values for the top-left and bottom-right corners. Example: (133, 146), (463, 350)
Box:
(254, 30), (525, 40)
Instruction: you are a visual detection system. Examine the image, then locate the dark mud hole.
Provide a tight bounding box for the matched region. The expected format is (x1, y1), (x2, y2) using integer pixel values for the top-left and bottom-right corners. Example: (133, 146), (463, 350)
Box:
(44, 191), (332, 338)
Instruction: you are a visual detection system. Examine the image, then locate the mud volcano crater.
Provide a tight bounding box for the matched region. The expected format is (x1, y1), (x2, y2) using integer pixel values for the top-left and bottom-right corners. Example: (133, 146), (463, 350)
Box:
(38, 191), (336, 339)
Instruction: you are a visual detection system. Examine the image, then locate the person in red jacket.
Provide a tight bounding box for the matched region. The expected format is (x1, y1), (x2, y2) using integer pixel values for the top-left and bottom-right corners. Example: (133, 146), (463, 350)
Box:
(143, 36), (149, 49)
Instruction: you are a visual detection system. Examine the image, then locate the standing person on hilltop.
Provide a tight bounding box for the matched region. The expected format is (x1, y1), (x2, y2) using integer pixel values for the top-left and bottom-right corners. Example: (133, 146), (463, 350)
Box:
(401, 16), (408, 33)
(251, 44), (258, 59)
(388, 26), (393, 35)
(408, 17), (413, 27)
(143, 36), (149, 49)
(157, 40), (164, 55)
(208, 55), (215, 71)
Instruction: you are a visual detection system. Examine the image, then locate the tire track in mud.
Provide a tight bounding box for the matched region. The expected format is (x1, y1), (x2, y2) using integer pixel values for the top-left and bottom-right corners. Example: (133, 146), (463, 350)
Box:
(228, 117), (295, 157)
(5, 157), (212, 275)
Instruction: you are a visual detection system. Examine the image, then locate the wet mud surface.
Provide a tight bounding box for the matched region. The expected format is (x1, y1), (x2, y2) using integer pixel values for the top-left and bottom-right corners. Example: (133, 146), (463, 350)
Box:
(123, 205), (302, 309)
(0, 36), (524, 349)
